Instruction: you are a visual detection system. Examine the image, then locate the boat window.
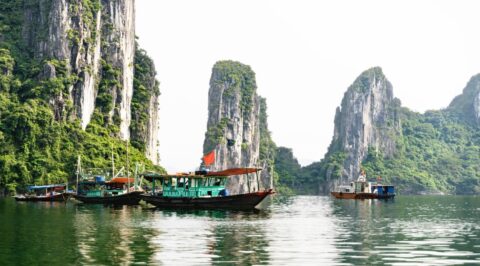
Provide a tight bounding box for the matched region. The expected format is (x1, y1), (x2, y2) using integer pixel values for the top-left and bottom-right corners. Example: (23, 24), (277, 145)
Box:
(171, 178), (177, 187)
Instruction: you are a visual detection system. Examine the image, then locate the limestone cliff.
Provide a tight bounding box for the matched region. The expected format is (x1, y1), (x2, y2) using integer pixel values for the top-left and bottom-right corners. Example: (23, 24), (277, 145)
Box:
(22, 0), (134, 139)
(324, 67), (401, 190)
(22, 0), (102, 125)
(16, 0), (159, 163)
(448, 74), (480, 126)
(203, 61), (274, 194)
(130, 48), (160, 165)
(275, 69), (480, 195)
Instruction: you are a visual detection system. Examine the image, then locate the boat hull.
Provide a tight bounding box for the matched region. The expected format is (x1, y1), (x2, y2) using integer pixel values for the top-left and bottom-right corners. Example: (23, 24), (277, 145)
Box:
(140, 189), (274, 210)
(331, 191), (395, 199)
(73, 191), (142, 205)
(14, 193), (70, 202)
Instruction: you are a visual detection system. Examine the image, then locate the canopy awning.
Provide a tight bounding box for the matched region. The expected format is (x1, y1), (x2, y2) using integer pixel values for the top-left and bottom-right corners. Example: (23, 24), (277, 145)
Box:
(27, 184), (66, 190)
(107, 177), (135, 184)
(206, 168), (262, 177)
(141, 167), (262, 181)
(141, 172), (203, 181)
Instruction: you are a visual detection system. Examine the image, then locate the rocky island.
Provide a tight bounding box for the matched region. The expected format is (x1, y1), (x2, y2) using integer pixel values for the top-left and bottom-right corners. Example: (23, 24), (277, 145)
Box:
(202, 61), (276, 194)
(0, 0), (162, 194)
(276, 67), (480, 195)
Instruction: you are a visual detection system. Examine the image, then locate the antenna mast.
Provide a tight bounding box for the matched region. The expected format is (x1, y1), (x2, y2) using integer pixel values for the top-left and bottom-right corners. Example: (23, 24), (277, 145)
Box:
(126, 141), (130, 190)
(76, 155), (81, 193)
(111, 143), (115, 179)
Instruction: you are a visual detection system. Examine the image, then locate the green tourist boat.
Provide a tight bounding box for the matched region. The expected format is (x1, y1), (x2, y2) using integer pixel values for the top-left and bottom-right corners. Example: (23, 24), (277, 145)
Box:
(139, 168), (274, 210)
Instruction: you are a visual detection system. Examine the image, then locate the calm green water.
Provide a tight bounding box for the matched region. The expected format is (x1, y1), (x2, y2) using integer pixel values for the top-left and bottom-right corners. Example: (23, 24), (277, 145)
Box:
(0, 196), (479, 265)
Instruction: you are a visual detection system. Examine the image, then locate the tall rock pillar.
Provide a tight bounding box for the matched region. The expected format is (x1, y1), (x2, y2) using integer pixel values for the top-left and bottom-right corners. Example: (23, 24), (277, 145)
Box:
(324, 67), (401, 191)
(203, 61), (274, 194)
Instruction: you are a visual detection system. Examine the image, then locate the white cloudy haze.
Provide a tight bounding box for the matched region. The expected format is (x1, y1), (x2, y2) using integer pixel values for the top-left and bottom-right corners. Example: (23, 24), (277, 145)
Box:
(136, 0), (480, 172)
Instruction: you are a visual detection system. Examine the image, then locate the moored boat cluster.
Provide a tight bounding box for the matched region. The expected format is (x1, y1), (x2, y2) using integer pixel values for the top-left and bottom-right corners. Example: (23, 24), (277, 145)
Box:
(14, 167), (274, 210)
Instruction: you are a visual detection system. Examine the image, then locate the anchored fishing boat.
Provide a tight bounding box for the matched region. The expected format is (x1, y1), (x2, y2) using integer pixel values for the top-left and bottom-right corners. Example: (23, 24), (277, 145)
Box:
(14, 184), (70, 202)
(331, 171), (395, 199)
(73, 176), (142, 205)
(139, 168), (274, 210)
(72, 146), (144, 205)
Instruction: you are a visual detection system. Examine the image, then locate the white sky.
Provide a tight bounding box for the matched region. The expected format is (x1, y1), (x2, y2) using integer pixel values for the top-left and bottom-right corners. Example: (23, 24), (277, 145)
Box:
(136, 0), (480, 172)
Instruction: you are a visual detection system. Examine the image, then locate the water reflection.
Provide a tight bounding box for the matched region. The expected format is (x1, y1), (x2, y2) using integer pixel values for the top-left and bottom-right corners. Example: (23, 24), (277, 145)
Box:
(265, 196), (341, 264)
(0, 201), (81, 265)
(210, 212), (270, 264)
(1, 196), (479, 265)
(143, 209), (271, 264)
(73, 204), (159, 265)
(332, 196), (480, 265)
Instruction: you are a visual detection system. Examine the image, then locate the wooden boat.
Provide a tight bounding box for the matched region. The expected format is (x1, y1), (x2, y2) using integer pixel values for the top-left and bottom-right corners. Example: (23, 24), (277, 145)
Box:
(330, 172), (395, 199)
(14, 184), (70, 202)
(72, 144), (144, 205)
(139, 168), (274, 210)
(73, 176), (142, 205)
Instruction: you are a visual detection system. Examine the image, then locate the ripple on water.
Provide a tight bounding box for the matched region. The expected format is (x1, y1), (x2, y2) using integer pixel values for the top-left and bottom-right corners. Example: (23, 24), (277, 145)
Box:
(0, 196), (480, 265)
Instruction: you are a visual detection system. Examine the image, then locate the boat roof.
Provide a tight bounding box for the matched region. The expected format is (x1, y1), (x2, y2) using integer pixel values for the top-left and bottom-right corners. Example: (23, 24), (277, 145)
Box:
(27, 184), (66, 190)
(79, 177), (134, 184)
(141, 168), (262, 181)
(106, 177), (135, 184)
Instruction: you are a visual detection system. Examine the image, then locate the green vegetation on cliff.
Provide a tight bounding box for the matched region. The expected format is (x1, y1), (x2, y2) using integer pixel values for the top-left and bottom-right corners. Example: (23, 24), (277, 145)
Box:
(273, 69), (480, 195)
(204, 60), (258, 152)
(361, 108), (480, 194)
(130, 47), (160, 152)
(0, 0), (163, 194)
(212, 60), (257, 117)
(273, 147), (345, 195)
(275, 87), (480, 195)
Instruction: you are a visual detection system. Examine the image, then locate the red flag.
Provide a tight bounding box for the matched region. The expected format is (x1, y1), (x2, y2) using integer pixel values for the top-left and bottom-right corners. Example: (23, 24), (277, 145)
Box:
(203, 150), (215, 166)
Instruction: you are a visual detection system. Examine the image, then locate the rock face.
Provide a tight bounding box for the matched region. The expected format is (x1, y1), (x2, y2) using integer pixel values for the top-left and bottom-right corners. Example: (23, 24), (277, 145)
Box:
(22, 0), (134, 139)
(324, 67), (401, 190)
(130, 48), (161, 165)
(100, 0), (135, 140)
(448, 74), (480, 126)
(19, 0), (160, 163)
(203, 61), (274, 194)
(144, 88), (160, 164)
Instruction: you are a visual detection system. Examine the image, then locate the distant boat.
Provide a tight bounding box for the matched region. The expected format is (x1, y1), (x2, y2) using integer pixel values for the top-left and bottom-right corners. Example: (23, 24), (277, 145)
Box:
(14, 184), (70, 202)
(330, 172), (395, 199)
(139, 168), (274, 210)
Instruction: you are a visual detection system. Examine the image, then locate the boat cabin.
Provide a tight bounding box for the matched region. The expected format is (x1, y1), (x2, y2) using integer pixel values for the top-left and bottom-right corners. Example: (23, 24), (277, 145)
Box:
(26, 184), (67, 196)
(142, 168), (262, 199)
(371, 185), (395, 196)
(338, 181), (395, 195)
(78, 176), (135, 197)
(143, 173), (229, 198)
